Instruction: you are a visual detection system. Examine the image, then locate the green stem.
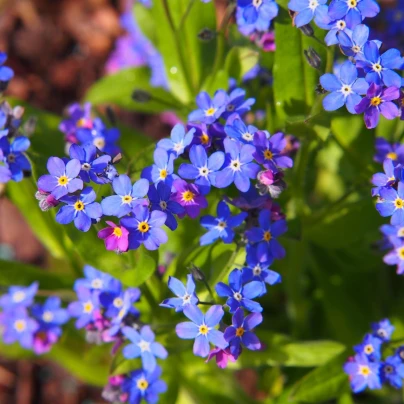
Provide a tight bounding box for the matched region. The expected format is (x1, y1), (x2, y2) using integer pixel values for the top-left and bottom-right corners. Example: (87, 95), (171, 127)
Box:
(178, 0), (196, 31)
(211, 243), (241, 286)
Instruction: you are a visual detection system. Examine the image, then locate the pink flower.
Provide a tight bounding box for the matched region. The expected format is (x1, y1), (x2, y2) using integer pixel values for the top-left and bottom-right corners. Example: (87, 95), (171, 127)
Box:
(206, 347), (237, 369)
(98, 221), (129, 253)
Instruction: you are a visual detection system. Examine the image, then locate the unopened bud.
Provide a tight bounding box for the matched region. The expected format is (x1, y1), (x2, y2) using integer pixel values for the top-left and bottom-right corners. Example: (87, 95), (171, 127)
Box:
(315, 83), (327, 94)
(304, 47), (322, 69)
(106, 106), (117, 126)
(132, 89), (151, 103)
(299, 24), (314, 37)
(35, 190), (60, 211)
(189, 264), (205, 281)
(198, 28), (215, 42)
(23, 117), (37, 137)
(256, 170), (286, 198)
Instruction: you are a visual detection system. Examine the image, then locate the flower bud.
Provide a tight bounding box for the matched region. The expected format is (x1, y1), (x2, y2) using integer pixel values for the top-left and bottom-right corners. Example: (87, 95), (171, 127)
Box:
(256, 170), (286, 198)
(198, 28), (215, 42)
(299, 24), (314, 37)
(188, 263), (206, 281)
(35, 190), (60, 211)
(132, 89), (151, 103)
(304, 47), (322, 70)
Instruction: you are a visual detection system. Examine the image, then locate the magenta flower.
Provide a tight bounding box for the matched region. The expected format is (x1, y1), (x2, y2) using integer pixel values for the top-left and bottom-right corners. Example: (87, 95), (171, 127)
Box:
(172, 179), (208, 219)
(206, 347), (237, 368)
(98, 221), (130, 253)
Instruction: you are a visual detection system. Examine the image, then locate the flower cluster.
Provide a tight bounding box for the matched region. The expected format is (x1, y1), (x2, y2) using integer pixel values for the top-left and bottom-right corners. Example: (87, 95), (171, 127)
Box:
(69, 266), (168, 404)
(0, 282), (69, 354)
(0, 53), (32, 185)
(344, 319), (404, 393)
(287, 0), (404, 129)
(371, 138), (404, 275)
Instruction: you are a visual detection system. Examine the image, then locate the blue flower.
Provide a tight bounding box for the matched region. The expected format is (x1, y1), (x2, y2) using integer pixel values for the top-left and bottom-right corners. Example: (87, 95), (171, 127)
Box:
(121, 205), (168, 251)
(320, 60), (369, 114)
(68, 287), (99, 328)
(221, 88), (255, 119)
(74, 265), (117, 293)
(100, 287), (140, 320)
(356, 41), (404, 88)
(1, 307), (38, 349)
(354, 333), (382, 361)
(242, 245), (281, 293)
(337, 24), (374, 57)
(122, 325), (168, 372)
(148, 182), (184, 231)
(383, 236), (404, 275)
(380, 355), (404, 389)
(56, 187), (102, 232)
(215, 269), (264, 313)
(224, 118), (258, 144)
(68, 144), (111, 184)
(188, 91), (227, 124)
(376, 181), (404, 225)
(223, 308), (262, 359)
(175, 304), (228, 357)
(157, 124), (195, 156)
(371, 158), (401, 197)
(238, 0), (279, 26)
(122, 366), (167, 404)
(236, 5), (277, 36)
(0, 136), (31, 182)
(0, 282), (38, 309)
(37, 157), (83, 200)
(160, 275), (199, 312)
(101, 175), (149, 218)
(0, 52), (14, 90)
(31, 296), (70, 330)
(245, 209), (287, 261)
(142, 147), (176, 185)
(215, 138), (259, 192)
(328, 0), (380, 27)
(199, 201), (247, 245)
(374, 137), (404, 165)
(344, 354), (381, 393)
(178, 145), (225, 195)
(372, 319), (395, 341)
(288, 0), (328, 28)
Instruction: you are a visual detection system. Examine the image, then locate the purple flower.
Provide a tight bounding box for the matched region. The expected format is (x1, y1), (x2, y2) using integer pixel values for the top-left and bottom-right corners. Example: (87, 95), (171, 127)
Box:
(376, 181), (404, 225)
(172, 179), (208, 219)
(374, 137), (404, 165)
(160, 275), (199, 312)
(121, 205), (168, 251)
(206, 347), (237, 368)
(122, 325), (168, 372)
(98, 221), (130, 253)
(343, 354), (381, 393)
(372, 319), (395, 341)
(328, 0), (380, 27)
(68, 287), (99, 328)
(56, 187), (102, 232)
(157, 124), (195, 156)
(356, 42), (403, 88)
(381, 355), (404, 388)
(1, 307), (38, 349)
(0, 136), (31, 182)
(224, 308), (262, 359)
(69, 144), (111, 184)
(200, 201), (247, 245)
(220, 88), (255, 119)
(178, 145), (225, 195)
(175, 304), (228, 357)
(59, 102), (93, 144)
(253, 131), (293, 170)
(101, 175), (149, 218)
(354, 333), (382, 361)
(215, 269), (264, 313)
(355, 83), (400, 129)
(37, 157), (83, 200)
(0, 282), (38, 309)
(215, 138), (260, 192)
(224, 118), (258, 144)
(188, 91), (227, 124)
(383, 236), (404, 274)
(245, 209), (287, 261)
(142, 147), (176, 185)
(122, 366), (167, 404)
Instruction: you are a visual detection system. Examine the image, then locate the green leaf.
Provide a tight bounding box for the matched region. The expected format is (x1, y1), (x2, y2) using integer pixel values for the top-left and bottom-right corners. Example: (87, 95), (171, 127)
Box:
(289, 352), (349, 403)
(224, 47), (259, 82)
(120, 250), (159, 287)
(201, 70), (229, 95)
(85, 67), (183, 114)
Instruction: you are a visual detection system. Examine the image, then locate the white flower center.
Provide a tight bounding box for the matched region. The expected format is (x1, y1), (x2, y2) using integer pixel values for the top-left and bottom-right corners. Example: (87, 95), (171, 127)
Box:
(253, 265), (262, 276)
(82, 163), (91, 171)
(91, 279), (103, 289)
(216, 221), (227, 232)
(233, 292), (243, 301)
(113, 297), (124, 308)
(173, 141), (184, 153)
(241, 132), (254, 142)
(352, 45), (361, 53)
(138, 340), (151, 352)
(253, 0), (262, 7)
(308, 0), (319, 10)
(182, 294), (192, 304)
(199, 166), (210, 177)
(13, 291), (26, 303)
(42, 311), (54, 322)
(336, 20), (346, 30)
(93, 137), (106, 150)
(230, 159), (242, 172)
(340, 84), (353, 96)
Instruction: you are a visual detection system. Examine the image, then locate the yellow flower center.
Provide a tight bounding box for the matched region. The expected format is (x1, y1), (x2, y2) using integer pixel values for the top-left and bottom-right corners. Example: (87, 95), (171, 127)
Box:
(122, 195), (133, 204)
(264, 150), (273, 160)
(77, 118), (88, 127)
(370, 96), (382, 106)
(387, 152), (398, 160)
(137, 378), (149, 391)
(113, 227), (123, 237)
(138, 221), (150, 233)
(359, 365), (371, 376)
(372, 63), (382, 73)
(263, 231), (272, 242)
(93, 137), (105, 150)
(352, 45), (361, 53)
(398, 246), (404, 260)
(14, 320), (26, 332)
(205, 107), (216, 116)
(201, 133), (210, 144)
(395, 198), (404, 209)
(199, 324), (209, 335)
(398, 227), (404, 237)
(364, 344), (374, 354)
(58, 175), (69, 186)
(235, 327), (245, 337)
(348, 0), (357, 7)
(83, 301), (93, 313)
(182, 190), (195, 202)
(74, 201), (84, 211)
(159, 169), (168, 179)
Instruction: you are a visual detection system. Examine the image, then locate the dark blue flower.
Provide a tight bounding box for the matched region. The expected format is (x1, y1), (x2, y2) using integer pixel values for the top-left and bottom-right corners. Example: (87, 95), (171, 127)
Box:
(0, 52), (14, 90)
(215, 138), (259, 192)
(223, 308), (262, 359)
(372, 318), (395, 341)
(343, 354), (381, 393)
(160, 275), (199, 312)
(224, 118), (257, 144)
(178, 145), (225, 195)
(221, 88), (255, 119)
(101, 175), (149, 218)
(245, 209), (287, 262)
(215, 269), (264, 313)
(371, 158), (401, 197)
(374, 137), (404, 165)
(148, 182), (184, 231)
(121, 205), (167, 251)
(354, 333), (382, 361)
(380, 355), (404, 388)
(188, 91), (227, 124)
(0, 135), (31, 182)
(56, 187), (102, 232)
(122, 325), (168, 372)
(199, 201), (247, 245)
(157, 124), (195, 156)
